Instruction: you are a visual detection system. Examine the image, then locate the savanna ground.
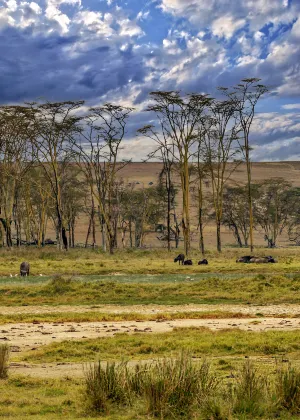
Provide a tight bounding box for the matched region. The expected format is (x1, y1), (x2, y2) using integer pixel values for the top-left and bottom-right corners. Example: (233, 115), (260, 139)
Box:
(0, 246), (300, 418)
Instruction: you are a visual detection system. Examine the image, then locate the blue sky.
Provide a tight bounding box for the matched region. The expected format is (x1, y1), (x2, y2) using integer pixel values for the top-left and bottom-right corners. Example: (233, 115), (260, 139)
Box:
(1, 0), (300, 160)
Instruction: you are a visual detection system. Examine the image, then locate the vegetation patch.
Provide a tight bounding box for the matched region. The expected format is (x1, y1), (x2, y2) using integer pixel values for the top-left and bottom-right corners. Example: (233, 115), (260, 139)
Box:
(21, 328), (300, 363)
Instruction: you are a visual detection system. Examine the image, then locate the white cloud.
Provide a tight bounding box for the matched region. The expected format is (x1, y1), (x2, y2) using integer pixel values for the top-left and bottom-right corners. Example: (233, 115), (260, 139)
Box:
(118, 18), (144, 37)
(211, 15), (245, 39)
(282, 104), (300, 110)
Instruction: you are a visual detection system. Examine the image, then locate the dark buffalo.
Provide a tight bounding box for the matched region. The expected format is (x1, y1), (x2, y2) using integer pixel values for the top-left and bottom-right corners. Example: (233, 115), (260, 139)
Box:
(20, 261), (30, 276)
(198, 259), (208, 265)
(174, 254), (185, 265)
(183, 259), (193, 265)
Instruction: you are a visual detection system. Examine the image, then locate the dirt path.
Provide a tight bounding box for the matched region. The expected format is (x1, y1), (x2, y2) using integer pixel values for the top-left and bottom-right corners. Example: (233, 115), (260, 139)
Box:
(1, 303), (300, 316)
(3, 304), (300, 379)
(3, 317), (300, 354)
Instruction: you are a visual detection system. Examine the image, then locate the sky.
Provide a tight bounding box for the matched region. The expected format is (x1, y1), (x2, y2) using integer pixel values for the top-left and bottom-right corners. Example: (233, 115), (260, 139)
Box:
(1, 0), (300, 161)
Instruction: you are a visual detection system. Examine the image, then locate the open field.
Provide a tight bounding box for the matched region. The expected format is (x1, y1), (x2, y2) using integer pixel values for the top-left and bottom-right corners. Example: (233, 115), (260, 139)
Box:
(1, 246), (300, 418)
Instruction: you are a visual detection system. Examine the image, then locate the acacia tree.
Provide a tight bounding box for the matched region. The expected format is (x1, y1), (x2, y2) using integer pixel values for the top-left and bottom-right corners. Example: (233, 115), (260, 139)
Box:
(227, 79), (268, 252)
(222, 186), (250, 247)
(0, 105), (35, 247)
(29, 101), (84, 250)
(71, 104), (133, 254)
(253, 178), (292, 248)
(145, 92), (211, 256)
(287, 188), (300, 245)
(137, 125), (177, 251)
(202, 99), (241, 252)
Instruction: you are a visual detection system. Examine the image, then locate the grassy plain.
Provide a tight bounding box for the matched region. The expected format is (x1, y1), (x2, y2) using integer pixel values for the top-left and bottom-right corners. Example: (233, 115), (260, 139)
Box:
(0, 245), (300, 418)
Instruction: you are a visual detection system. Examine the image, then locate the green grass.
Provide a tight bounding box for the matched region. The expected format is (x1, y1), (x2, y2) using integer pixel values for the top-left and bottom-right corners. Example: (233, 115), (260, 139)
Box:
(0, 247), (299, 276)
(21, 327), (300, 364)
(1, 272), (300, 306)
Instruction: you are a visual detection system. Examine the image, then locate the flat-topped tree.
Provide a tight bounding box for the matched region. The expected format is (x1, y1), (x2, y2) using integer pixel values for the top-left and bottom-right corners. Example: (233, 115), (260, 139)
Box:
(202, 97), (242, 253)
(70, 103), (133, 254)
(137, 124), (178, 251)
(145, 91), (212, 256)
(224, 79), (268, 252)
(28, 100), (84, 251)
(0, 105), (36, 247)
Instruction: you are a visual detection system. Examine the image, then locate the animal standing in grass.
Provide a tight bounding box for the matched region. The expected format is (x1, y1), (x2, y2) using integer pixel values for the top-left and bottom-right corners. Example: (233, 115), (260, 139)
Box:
(20, 262), (30, 276)
(174, 254), (185, 265)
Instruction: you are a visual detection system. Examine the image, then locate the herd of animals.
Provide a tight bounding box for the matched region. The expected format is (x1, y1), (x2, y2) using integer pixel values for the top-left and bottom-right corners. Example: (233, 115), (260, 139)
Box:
(174, 254), (277, 265)
(13, 255), (277, 278)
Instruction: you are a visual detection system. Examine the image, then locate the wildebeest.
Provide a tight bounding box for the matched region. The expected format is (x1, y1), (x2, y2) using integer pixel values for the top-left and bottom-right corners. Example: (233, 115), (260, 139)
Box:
(174, 254), (185, 265)
(249, 256), (276, 263)
(236, 255), (254, 263)
(20, 261), (30, 276)
(198, 259), (208, 265)
(183, 259), (193, 265)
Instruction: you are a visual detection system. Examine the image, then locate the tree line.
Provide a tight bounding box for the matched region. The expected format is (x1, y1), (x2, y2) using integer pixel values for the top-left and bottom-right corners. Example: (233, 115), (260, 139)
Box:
(0, 78), (298, 253)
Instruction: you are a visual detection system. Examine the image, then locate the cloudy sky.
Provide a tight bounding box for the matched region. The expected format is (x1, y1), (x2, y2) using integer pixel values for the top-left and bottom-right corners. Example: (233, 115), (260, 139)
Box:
(1, 0), (300, 161)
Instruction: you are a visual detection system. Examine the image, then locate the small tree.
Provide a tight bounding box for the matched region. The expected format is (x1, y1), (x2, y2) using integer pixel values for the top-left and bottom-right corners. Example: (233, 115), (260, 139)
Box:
(253, 178), (292, 248)
(287, 188), (300, 245)
(222, 186), (250, 247)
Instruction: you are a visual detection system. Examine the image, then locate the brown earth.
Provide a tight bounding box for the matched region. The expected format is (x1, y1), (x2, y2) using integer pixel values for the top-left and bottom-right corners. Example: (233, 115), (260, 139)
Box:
(60, 161), (300, 247)
(4, 302), (300, 378)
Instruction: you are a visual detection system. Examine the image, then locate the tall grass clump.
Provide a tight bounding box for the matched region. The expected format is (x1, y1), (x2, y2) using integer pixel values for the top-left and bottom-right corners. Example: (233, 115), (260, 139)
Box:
(275, 364), (300, 413)
(143, 354), (218, 418)
(233, 360), (269, 417)
(84, 361), (131, 414)
(0, 344), (9, 378)
(46, 275), (74, 294)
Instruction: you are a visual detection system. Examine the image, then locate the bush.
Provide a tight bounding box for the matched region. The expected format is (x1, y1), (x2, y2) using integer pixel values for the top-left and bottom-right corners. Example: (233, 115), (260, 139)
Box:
(233, 360), (268, 416)
(275, 364), (300, 413)
(84, 361), (131, 414)
(47, 275), (73, 294)
(143, 354), (216, 418)
(0, 344), (9, 379)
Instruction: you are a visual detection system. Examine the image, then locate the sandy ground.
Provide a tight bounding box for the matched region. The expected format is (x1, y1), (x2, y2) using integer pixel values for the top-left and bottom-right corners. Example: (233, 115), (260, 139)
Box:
(3, 303), (300, 378)
(2, 303), (300, 316)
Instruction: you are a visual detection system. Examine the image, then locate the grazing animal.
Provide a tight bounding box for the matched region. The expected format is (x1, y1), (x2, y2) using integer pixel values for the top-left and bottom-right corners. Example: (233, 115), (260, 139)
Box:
(174, 254), (185, 265)
(236, 255), (254, 263)
(198, 259), (208, 265)
(183, 259), (193, 266)
(20, 261), (30, 276)
(249, 257), (271, 264)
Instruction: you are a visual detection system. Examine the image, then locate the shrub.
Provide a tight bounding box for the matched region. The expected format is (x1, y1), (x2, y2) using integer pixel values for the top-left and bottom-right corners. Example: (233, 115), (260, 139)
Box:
(275, 364), (300, 413)
(84, 361), (131, 414)
(143, 354), (216, 418)
(47, 275), (73, 294)
(0, 344), (9, 379)
(233, 360), (268, 416)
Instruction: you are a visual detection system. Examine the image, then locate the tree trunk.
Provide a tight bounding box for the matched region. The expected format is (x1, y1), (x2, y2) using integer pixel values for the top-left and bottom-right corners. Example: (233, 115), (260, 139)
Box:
(216, 219), (221, 253)
(232, 224), (243, 247)
(129, 219), (133, 248)
(85, 216), (92, 248)
(91, 196), (96, 248)
(199, 208), (205, 256)
(246, 152), (254, 252)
